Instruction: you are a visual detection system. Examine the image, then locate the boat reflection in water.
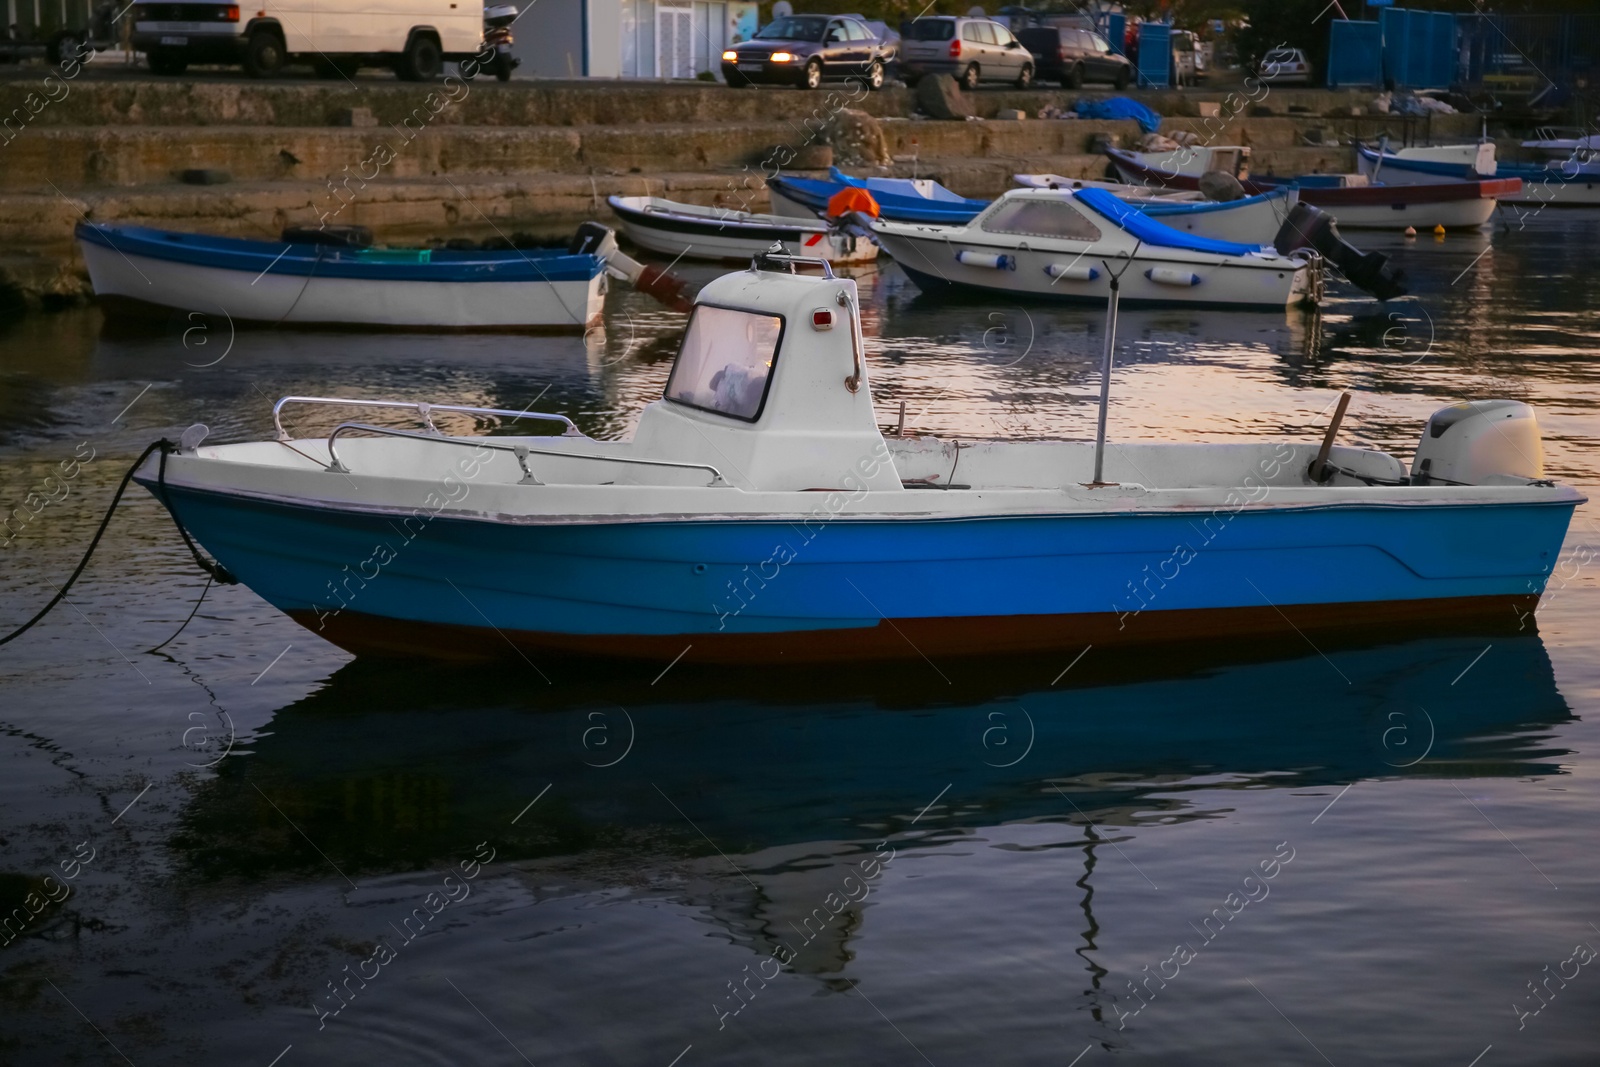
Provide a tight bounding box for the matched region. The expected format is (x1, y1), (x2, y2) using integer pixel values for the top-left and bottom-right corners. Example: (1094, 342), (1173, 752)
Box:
(173, 628), (1570, 993)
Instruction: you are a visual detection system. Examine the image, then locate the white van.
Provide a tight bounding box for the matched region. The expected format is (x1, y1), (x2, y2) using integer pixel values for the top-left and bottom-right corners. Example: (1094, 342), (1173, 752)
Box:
(130, 0), (482, 80)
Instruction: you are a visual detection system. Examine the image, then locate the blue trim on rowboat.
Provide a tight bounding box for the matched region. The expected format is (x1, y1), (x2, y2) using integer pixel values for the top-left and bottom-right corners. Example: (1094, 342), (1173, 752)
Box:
(607, 196), (813, 243)
(828, 167), (979, 205)
(769, 175), (986, 224)
(1350, 146), (1472, 179)
(1491, 160), (1598, 183)
(1354, 146), (1591, 186)
(1072, 188), (1264, 256)
(74, 222), (604, 283)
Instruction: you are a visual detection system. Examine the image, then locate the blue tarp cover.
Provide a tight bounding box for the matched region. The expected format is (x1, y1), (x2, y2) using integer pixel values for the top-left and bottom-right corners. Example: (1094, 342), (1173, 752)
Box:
(1074, 96), (1161, 133)
(1072, 188), (1262, 256)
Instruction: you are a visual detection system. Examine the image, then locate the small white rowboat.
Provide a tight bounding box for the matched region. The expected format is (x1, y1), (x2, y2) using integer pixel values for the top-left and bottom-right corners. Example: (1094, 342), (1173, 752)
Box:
(608, 195), (878, 265)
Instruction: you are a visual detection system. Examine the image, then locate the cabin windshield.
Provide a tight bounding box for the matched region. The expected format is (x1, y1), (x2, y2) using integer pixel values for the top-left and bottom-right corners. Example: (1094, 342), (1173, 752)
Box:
(664, 305), (785, 422)
(980, 198), (1104, 241)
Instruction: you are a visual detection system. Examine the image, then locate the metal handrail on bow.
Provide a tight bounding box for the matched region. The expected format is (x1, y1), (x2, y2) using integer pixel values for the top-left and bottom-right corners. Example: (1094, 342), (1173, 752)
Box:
(322, 422), (729, 487)
(272, 395), (583, 442)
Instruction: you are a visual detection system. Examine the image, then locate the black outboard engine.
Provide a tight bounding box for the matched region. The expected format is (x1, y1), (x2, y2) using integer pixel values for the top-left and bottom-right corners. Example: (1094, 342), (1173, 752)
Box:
(1273, 202), (1401, 302)
(1273, 202), (1407, 302)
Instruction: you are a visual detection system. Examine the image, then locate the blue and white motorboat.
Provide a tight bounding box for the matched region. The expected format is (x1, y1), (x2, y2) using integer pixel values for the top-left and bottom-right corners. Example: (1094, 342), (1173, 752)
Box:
(76, 222), (610, 331)
(1013, 174), (1298, 244)
(773, 166), (1292, 244)
(133, 251), (1577, 664)
(768, 169), (988, 225)
(865, 187), (1324, 308)
(1354, 143), (1600, 206)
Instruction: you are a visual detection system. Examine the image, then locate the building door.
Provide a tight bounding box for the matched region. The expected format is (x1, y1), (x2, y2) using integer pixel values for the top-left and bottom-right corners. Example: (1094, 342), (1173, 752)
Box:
(656, 4), (693, 78)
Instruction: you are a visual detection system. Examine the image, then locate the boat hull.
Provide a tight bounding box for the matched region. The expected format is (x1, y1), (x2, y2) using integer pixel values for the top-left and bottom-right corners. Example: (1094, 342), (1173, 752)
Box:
(1293, 192), (1503, 229)
(1495, 174), (1600, 207)
(78, 228), (605, 331)
(148, 481), (1573, 663)
(874, 231), (1312, 309)
(1138, 189), (1295, 244)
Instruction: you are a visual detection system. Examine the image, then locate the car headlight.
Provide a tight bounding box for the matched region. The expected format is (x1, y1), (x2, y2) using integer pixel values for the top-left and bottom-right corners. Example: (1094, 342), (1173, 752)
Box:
(721, 50), (737, 62)
(770, 51), (796, 63)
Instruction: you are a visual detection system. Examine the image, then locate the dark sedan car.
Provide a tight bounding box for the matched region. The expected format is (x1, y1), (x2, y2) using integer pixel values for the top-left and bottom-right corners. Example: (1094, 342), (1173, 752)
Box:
(721, 14), (891, 90)
(1015, 25), (1132, 88)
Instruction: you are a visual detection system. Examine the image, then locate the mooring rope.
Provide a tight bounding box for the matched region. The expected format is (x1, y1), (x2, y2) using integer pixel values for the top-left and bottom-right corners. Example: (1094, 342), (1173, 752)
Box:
(0, 440), (236, 649)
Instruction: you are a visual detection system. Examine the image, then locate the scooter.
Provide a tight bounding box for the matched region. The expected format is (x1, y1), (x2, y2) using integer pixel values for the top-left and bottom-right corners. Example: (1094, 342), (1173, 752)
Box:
(484, 4), (519, 82)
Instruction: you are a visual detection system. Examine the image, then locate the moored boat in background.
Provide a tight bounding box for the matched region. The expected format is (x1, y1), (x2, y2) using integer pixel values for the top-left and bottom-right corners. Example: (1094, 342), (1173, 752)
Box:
(769, 170), (988, 225)
(1108, 148), (1520, 229)
(607, 195), (877, 264)
(76, 222), (611, 331)
(866, 186), (1324, 309)
(1354, 142), (1600, 207)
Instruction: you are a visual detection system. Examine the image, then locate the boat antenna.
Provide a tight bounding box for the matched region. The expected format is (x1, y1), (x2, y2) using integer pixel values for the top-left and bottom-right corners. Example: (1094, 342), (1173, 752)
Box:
(1372, 133), (1387, 183)
(1087, 246), (1140, 488)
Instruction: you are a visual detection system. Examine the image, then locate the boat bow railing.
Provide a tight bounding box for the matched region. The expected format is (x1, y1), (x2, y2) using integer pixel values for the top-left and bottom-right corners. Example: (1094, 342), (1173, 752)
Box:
(323, 422), (730, 487)
(272, 395), (583, 442)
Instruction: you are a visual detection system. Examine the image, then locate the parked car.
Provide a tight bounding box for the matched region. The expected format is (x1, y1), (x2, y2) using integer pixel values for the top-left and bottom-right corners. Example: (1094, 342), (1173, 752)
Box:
(45, 0), (118, 66)
(1015, 24), (1131, 89)
(899, 15), (1034, 90)
(721, 14), (891, 90)
(128, 0), (480, 79)
(1259, 46), (1313, 85)
(848, 15), (900, 80)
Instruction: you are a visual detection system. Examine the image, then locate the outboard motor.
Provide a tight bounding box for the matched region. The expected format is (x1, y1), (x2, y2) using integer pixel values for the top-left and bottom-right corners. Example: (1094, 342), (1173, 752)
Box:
(571, 220), (694, 313)
(1411, 400), (1545, 486)
(1273, 202), (1407, 302)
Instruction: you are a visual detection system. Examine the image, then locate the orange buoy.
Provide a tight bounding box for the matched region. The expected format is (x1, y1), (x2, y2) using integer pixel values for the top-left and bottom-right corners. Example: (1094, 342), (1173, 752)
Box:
(1433, 224), (1446, 235)
(826, 186), (880, 219)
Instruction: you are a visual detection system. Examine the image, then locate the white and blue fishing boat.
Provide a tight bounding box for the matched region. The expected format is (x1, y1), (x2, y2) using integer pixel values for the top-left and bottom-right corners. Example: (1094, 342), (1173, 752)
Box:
(1354, 143), (1600, 206)
(75, 221), (610, 331)
(133, 250), (1575, 663)
(768, 169), (988, 224)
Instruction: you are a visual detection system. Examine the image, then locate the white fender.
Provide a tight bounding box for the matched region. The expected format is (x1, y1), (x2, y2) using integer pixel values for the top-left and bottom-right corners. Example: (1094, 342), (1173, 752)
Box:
(1146, 267), (1201, 287)
(1044, 263), (1100, 281)
(956, 250), (1015, 270)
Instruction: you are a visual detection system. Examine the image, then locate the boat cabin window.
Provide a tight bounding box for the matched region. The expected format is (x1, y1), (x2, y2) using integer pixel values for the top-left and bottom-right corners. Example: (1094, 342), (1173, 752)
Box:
(980, 198), (1103, 242)
(664, 305), (784, 422)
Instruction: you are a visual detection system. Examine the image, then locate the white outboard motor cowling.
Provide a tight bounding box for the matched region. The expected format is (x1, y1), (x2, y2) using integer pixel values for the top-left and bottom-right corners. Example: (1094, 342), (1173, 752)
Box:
(1411, 400), (1545, 486)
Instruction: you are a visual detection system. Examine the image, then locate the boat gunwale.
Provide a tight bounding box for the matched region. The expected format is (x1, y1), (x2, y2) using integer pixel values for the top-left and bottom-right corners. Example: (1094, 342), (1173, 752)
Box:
(608, 194), (832, 235)
(135, 467), (1586, 530)
(74, 221), (605, 283)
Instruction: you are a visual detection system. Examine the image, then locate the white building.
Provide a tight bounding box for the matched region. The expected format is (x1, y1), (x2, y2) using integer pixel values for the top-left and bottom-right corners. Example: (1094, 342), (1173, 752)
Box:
(514, 0), (759, 80)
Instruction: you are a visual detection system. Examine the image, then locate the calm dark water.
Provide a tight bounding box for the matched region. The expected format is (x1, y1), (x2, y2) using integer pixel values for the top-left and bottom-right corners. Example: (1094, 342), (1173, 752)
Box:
(3, 213), (1600, 1066)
